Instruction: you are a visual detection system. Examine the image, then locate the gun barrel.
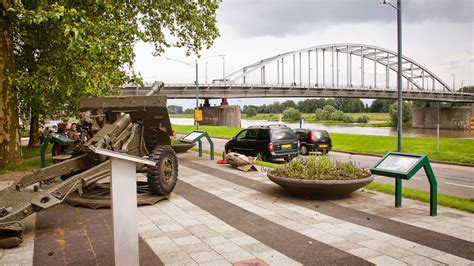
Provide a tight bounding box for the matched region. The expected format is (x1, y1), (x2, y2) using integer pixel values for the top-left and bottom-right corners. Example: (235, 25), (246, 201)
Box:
(146, 82), (164, 96)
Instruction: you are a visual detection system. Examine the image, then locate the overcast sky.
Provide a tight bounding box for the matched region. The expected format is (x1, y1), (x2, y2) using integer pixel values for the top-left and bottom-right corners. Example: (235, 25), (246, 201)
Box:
(133, 0), (473, 109)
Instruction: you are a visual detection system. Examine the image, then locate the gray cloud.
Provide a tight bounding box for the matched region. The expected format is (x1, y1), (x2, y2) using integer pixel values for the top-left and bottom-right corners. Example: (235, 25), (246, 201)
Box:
(218, 0), (473, 37)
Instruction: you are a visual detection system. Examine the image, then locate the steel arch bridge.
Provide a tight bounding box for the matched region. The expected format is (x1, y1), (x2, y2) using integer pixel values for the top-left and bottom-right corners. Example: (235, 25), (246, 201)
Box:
(123, 43), (474, 103)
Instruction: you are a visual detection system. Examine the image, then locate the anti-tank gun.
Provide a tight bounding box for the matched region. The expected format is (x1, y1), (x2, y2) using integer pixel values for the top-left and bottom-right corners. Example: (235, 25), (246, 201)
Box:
(0, 82), (178, 248)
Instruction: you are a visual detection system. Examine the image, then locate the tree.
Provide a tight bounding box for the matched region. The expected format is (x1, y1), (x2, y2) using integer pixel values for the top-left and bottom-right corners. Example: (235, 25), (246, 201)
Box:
(389, 102), (413, 128)
(244, 107), (257, 118)
(1, 7), (22, 165)
(184, 108), (194, 114)
(369, 99), (395, 113)
(282, 108), (301, 122)
(0, 1), (220, 164)
(167, 105), (183, 114)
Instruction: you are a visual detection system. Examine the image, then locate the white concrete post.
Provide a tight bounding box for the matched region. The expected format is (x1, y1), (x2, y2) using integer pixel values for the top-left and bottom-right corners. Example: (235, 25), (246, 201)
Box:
(110, 158), (139, 266)
(90, 147), (156, 266)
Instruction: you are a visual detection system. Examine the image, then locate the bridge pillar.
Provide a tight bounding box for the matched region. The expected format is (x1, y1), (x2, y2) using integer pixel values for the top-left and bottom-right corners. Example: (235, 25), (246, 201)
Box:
(412, 105), (473, 130)
(200, 105), (241, 128)
(220, 98), (228, 106)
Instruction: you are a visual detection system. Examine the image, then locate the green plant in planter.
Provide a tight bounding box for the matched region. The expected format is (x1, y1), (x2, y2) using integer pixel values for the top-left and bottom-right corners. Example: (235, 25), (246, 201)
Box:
(171, 138), (183, 144)
(272, 156), (370, 181)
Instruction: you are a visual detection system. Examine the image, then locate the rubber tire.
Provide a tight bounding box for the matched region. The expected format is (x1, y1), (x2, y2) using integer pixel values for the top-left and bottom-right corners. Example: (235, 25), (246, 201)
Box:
(300, 145), (309, 156)
(225, 145), (233, 154)
(147, 146), (178, 196)
(256, 152), (268, 162)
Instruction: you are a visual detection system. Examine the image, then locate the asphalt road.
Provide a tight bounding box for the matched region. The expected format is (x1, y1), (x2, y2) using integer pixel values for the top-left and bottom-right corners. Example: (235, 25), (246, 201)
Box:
(188, 135), (474, 199)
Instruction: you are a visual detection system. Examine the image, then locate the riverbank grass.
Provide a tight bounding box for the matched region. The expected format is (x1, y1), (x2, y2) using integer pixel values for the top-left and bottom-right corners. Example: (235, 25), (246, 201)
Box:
(172, 124), (474, 164)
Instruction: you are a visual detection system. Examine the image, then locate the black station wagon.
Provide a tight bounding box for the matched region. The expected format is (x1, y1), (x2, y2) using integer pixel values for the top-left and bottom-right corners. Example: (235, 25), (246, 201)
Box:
(294, 129), (332, 155)
(225, 125), (299, 162)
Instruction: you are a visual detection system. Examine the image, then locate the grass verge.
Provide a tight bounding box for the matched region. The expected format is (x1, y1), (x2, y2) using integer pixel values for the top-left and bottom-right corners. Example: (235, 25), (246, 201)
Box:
(0, 156), (52, 175)
(365, 183), (474, 213)
(173, 124), (474, 164)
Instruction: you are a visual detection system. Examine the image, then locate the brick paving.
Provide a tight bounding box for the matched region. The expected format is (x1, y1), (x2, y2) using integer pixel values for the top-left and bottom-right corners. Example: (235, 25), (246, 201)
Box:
(0, 151), (473, 265)
(33, 203), (162, 266)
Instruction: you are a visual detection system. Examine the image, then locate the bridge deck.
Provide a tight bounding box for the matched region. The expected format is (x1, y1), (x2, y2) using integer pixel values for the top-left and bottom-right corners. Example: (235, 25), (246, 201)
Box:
(122, 83), (474, 103)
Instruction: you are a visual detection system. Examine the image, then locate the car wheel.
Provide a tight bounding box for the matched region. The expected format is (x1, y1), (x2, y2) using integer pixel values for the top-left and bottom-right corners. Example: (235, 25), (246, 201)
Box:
(256, 152), (268, 162)
(300, 145), (309, 155)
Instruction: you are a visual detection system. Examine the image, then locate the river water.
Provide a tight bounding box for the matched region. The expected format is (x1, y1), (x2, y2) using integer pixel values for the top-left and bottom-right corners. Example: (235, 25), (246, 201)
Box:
(171, 118), (474, 139)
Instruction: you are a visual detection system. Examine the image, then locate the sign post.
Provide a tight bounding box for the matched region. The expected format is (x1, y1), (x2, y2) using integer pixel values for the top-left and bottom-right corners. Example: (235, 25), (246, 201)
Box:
(90, 147), (156, 265)
(180, 130), (214, 160)
(370, 152), (438, 216)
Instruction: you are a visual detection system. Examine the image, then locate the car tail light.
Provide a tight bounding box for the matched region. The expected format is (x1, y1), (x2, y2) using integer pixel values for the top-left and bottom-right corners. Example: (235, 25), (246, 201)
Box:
(268, 143), (274, 152)
(310, 131), (315, 142)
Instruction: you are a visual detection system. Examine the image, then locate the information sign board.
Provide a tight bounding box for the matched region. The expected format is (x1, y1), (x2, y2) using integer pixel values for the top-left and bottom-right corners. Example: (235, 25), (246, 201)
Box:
(179, 130), (214, 160)
(370, 152), (438, 216)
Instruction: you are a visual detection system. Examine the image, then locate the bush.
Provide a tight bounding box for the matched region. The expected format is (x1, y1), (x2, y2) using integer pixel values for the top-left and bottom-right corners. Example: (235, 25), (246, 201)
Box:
(314, 108), (326, 121)
(245, 107), (257, 117)
(272, 156), (370, 180)
(329, 110), (344, 121)
(356, 115), (369, 123)
(342, 114), (353, 123)
(282, 107), (301, 122)
(389, 102), (412, 127)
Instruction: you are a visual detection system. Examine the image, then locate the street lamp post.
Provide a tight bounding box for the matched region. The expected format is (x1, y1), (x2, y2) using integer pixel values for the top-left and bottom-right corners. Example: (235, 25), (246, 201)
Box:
(166, 57), (200, 130)
(195, 61), (199, 130)
(451, 74), (456, 93)
(220, 55), (226, 81)
(205, 62), (208, 84)
(382, 0), (403, 152)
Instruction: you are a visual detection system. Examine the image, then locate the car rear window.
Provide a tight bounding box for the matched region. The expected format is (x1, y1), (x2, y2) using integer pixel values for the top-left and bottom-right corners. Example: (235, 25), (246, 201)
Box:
(313, 131), (329, 138)
(271, 128), (296, 140)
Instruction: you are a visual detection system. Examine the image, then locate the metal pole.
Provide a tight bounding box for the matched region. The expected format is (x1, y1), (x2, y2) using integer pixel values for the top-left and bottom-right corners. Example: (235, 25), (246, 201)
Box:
(350, 53), (352, 86)
(347, 45), (350, 87)
(195, 61), (199, 130)
(437, 101), (440, 152)
(322, 49), (326, 86)
(308, 50), (311, 85)
(331, 47), (335, 87)
(293, 54), (296, 85)
(361, 46), (364, 88)
(277, 59), (280, 84)
(421, 70), (425, 90)
(452, 74), (455, 93)
(336, 49), (339, 87)
(397, 0), (403, 152)
(315, 49), (319, 86)
(222, 55), (225, 81)
(386, 52), (390, 88)
(282, 58), (285, 84)
(205, 62), (208, 84)
(299, 52), (302, 85)
(374, 49), (377, 88)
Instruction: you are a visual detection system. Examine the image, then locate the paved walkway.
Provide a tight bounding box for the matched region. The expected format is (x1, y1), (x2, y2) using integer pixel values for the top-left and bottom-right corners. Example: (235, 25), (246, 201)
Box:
(0, 152), (473, 265)
(182, 135), (474, 199)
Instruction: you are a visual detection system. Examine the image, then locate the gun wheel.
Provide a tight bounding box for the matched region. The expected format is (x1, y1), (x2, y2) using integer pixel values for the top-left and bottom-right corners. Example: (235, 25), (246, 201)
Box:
(147, 146), (178, 196)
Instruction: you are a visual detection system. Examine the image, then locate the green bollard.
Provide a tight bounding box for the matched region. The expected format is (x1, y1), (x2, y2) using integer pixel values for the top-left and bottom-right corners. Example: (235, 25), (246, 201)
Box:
(40, 137), (50, 168)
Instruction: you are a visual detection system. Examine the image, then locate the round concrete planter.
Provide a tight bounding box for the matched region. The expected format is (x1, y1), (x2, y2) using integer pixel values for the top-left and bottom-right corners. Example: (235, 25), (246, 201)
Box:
(267, 171), (374, 198)
(171, 143), (196, 153)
